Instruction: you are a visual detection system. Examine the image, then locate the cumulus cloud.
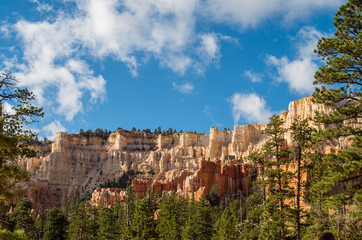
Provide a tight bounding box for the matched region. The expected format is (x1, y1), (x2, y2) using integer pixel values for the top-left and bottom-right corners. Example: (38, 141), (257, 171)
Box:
(244, 70), (263, 83)
(266, 26), (323, 94)
(194, 33), (221, 73)
(203, 0), (343, 29)
(199, 33), (220, 60)
(74, 0), (199, 75)
(30, 0), (52, 12)
(230, 93), (273, 124)
(7, 0), (201, 121)
(42, 120), (66, 140)
(172, 82), (194, 94)
(3, 0), (341, 122)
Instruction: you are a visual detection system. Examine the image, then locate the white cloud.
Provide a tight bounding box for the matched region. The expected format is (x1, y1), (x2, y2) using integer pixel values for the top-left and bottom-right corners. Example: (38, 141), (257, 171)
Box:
(244, 70), (263, 83)
(194, 33), (221, 74)
(203, 0), (343, 29)
(172, 82), (194, 94)
(74, 0), (199, 74)
(6, 0), (203, 121)
(199, 33), (219, 60)
(30, 0), (53, 12)
(42, 120), (66, 140)
(11, 22), (107, 120)
(266, 26), (323, 94)
(3, 102), (16, 115)
(230, 93), (273, 124)
(3, 0), (341, 122)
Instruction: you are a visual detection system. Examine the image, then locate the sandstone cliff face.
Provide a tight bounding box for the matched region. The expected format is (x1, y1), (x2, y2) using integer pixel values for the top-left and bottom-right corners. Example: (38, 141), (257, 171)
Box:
(23, 96), (345, 209)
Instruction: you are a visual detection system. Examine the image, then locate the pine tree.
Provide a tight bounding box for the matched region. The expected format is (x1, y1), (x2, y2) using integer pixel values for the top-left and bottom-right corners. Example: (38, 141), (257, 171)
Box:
(67, 201), (96, 240)
(240, 151), (268, 239)
(213, 200), (239, 240)
(246, 151), (268, 208)
(262, 114), (293, 240)
(307, 0), (362, 238)
(0, 71), (43, 202)
(10, 198), (37, 239)
(303, 152), (331, 239)
(126, 185), (136, 226)
(42, 208), (68, 240)
(0, 228), (28, 240)
(156, 192), (188, 240)
(290, 118), (313, 240)
(182, 195), (213, 240)
(130, 199), (156, 240)
(239, 183), (265, 239)
(206, 185), (220, 207)
(0, 200), (11, 230)
(312, 0), (361, 192)
(98, 206), (121, 240)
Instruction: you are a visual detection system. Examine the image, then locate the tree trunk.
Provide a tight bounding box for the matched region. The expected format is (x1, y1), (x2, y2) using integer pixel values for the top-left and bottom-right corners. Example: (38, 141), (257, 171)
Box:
(276, 141), (285, 240)
(296, 147), (301, 240)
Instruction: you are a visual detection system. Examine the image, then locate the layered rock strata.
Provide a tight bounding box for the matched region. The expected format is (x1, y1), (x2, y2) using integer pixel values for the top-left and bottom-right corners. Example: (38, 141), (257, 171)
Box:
(22, 96), (346, 209)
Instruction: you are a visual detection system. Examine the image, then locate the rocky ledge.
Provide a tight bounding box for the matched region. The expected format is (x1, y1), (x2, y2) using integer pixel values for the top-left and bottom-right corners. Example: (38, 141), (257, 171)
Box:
(21, 96), (347, 209)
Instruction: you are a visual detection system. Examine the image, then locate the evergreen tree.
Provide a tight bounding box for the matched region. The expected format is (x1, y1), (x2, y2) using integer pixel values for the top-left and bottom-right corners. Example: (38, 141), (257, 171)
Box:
(10, 198), (36, 239)
(246, 151), (268, 208)
(126, 185), (136, 226)
(0, 200), (11, 230)
(0, 228), (28, 240)
(312, 0), (361, 198)
(240, 151), (268, 239)
(42, 208), (68, 240)
(130, 199), (156, 240)
(239, 183), (265, 239)
(206, 185), (220, 207)
(0, 71), (43, 202)
(307, 0), (362, 238)
(302, 152), (331, 239)
(156, 192), (188, 240)
(98, 206), (121, 240)
(68, 201), (96, 240)
(262, 115), (293, 239)
(213, 200), (239, 240)
(182, 195), (213, 240)
(290, 118), (313, 240)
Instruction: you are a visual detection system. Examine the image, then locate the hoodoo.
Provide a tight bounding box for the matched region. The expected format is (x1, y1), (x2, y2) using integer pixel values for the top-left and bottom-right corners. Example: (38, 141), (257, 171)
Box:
(21, 96), (347, 209)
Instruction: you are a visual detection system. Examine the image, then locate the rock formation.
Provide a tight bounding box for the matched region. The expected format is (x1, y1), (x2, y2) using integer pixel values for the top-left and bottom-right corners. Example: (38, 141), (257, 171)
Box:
(21, 96), (348, 209)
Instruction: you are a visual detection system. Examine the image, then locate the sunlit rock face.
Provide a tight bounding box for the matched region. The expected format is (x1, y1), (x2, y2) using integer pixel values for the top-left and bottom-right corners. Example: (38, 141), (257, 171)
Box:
(22, 96), (345, 209)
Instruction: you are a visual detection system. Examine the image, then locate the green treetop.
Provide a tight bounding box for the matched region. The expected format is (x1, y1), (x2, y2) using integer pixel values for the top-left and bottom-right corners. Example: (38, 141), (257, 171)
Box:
(312, 0), (361, 214)
(313, 0), (361, 137)
(0, 71), (43, 201)
(42, 208), (68, 240)
(306, 1), (362, 238)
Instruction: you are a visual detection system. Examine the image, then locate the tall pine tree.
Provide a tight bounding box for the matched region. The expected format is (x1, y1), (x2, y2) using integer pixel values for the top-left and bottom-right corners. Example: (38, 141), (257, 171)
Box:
(262, 115), (293, 240)
(156, 192), (188, 240)
(42, 208), (68, 240)
(0, 71), (43, 202)
(290, 118), (313, 240)
(130, 199), (157, 240)
(68, 201), (97, 240)
(307, 0), (361, 238)
(10, 198), (37, 239)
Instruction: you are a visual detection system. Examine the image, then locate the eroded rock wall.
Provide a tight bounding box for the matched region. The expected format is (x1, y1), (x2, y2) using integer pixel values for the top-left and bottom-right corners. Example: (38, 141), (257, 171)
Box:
(23, 96), (346, 209)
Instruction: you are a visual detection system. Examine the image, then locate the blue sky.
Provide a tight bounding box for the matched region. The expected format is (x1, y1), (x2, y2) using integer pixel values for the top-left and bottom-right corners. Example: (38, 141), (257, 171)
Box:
(0, 0), (345, 139)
